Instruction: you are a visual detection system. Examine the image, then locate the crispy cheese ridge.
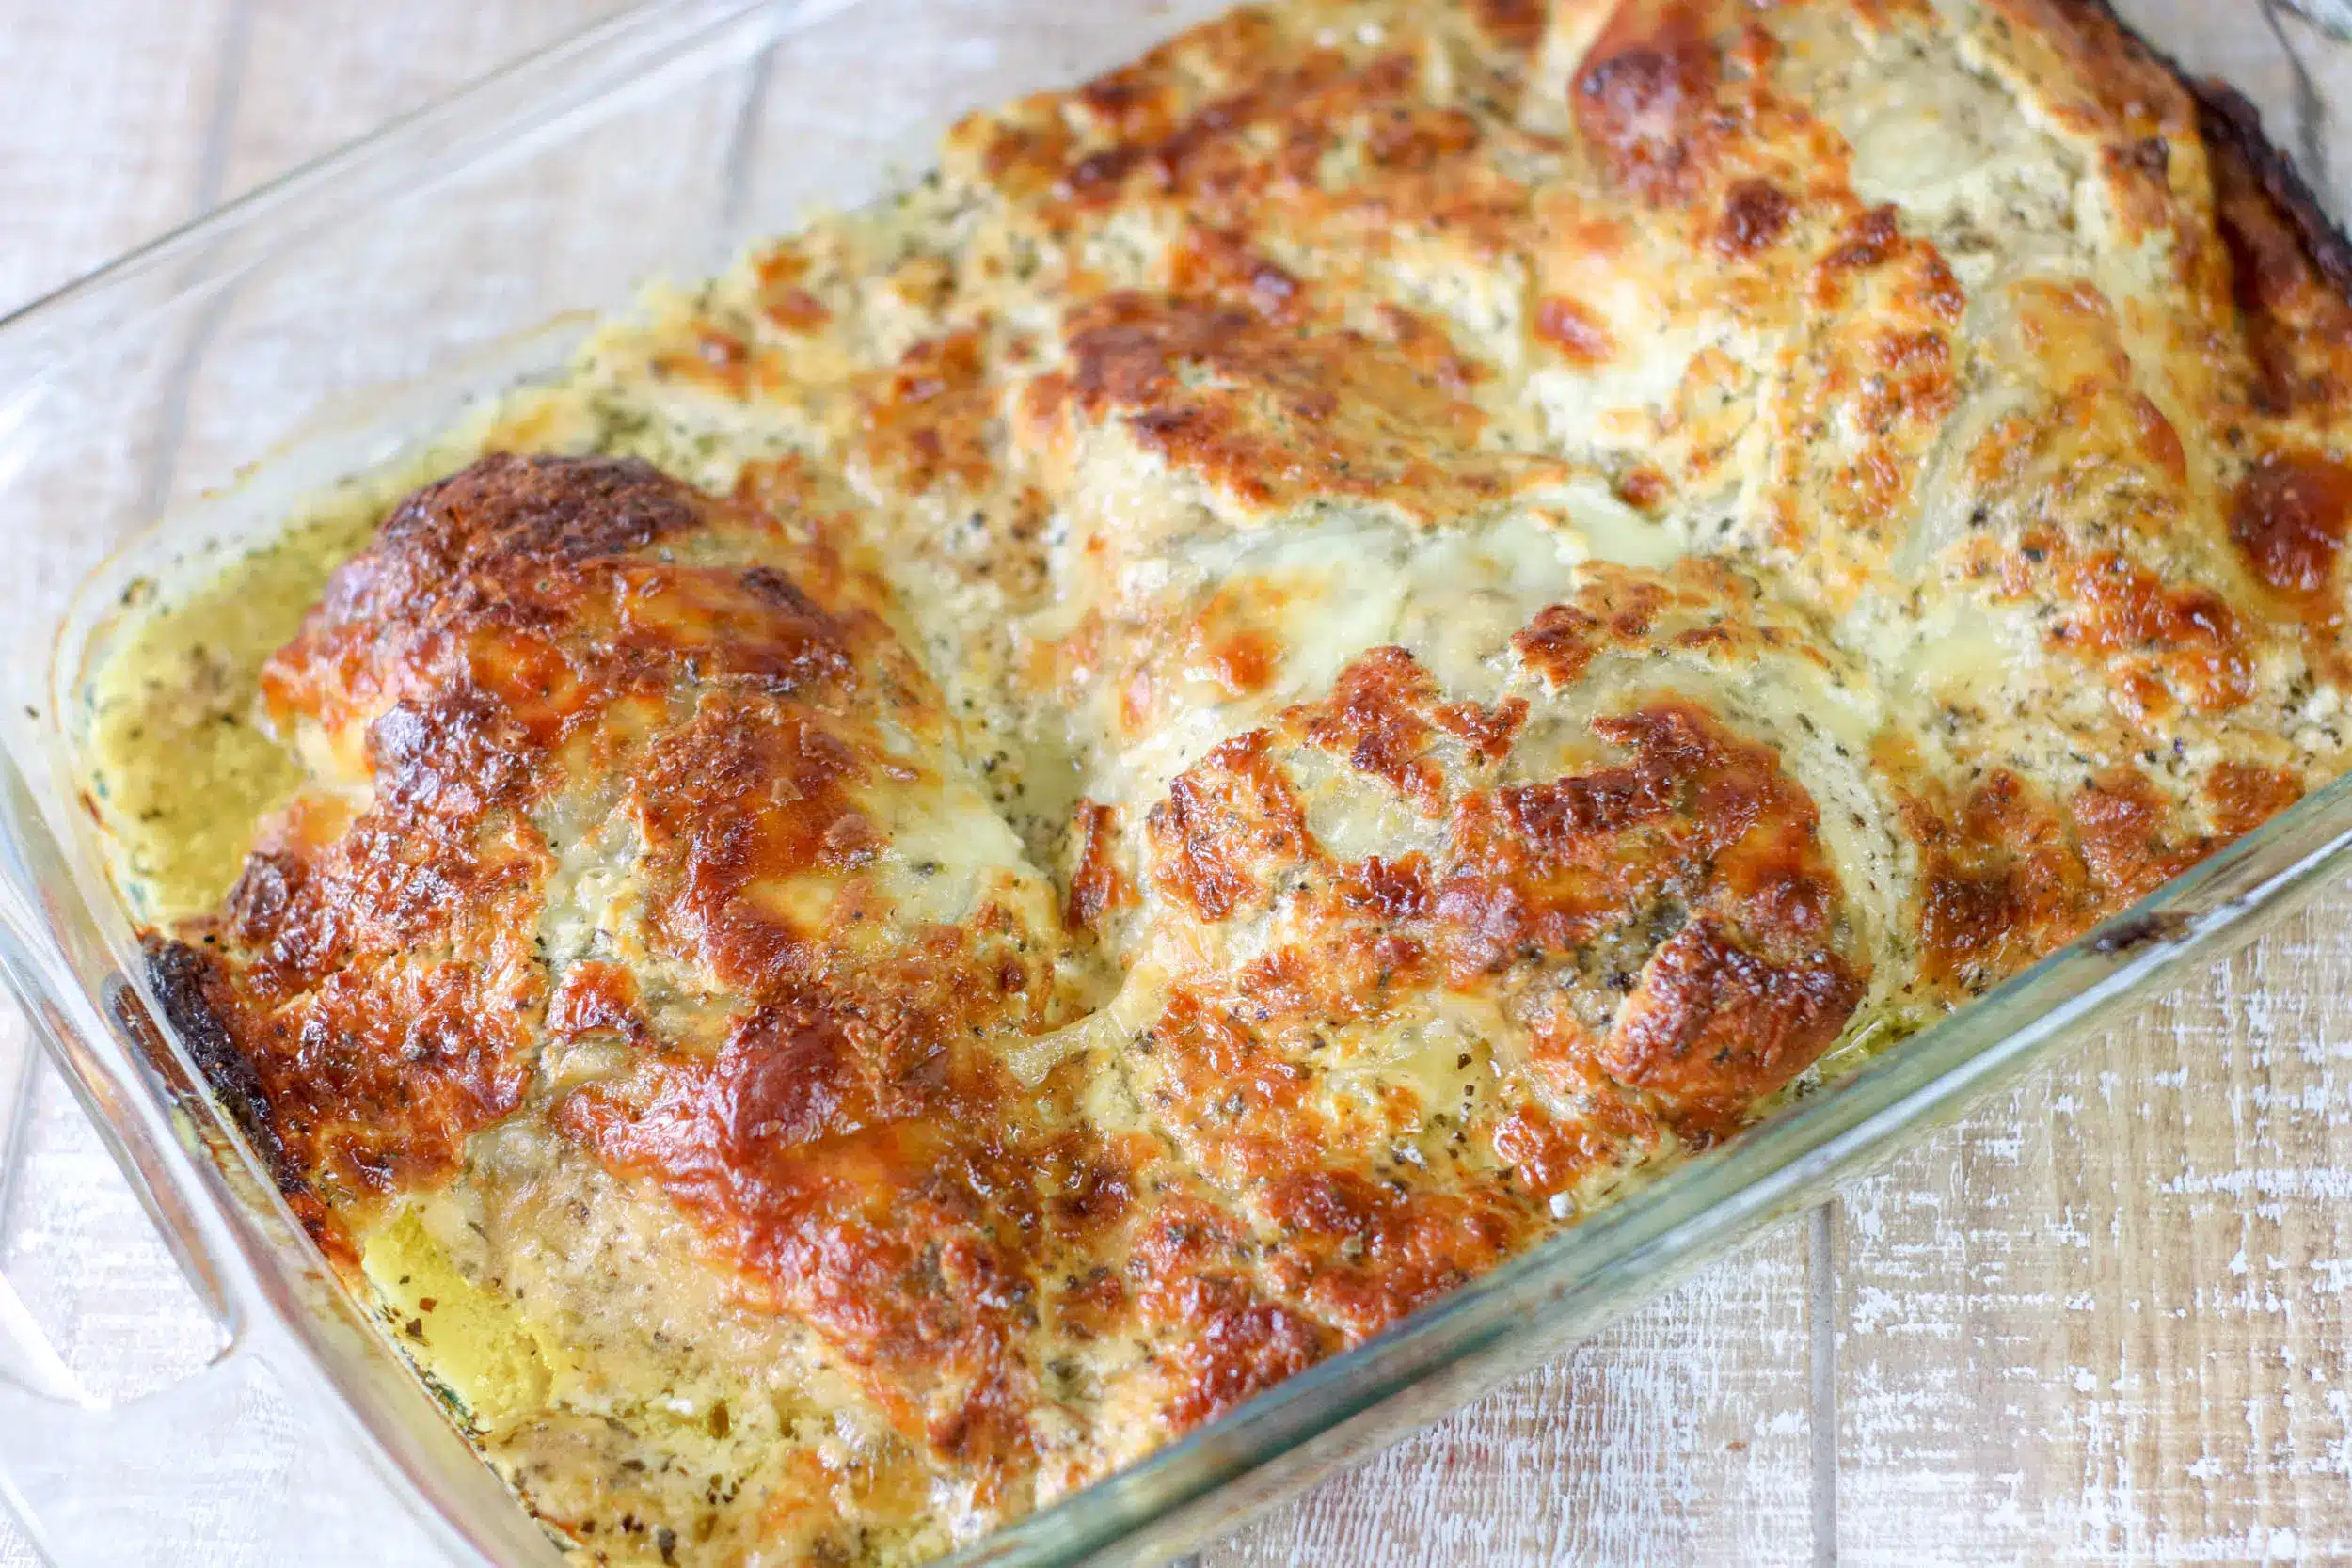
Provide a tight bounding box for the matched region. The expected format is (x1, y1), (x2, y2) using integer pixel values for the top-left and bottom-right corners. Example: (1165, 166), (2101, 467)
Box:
(119, 0), (2352, 1562)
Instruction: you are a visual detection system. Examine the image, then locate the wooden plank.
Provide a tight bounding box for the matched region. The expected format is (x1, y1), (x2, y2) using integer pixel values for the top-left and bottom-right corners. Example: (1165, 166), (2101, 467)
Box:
(1835, 880), (2352, 1565)
(219, 0), (630, 198)
(156, 0), (744, 513)
(1203, 1222), (1820, 1568)
(0, 0), (242, 309)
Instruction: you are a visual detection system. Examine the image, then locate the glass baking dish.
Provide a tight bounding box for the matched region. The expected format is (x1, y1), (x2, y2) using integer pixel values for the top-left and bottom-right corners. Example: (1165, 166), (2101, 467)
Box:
(1, 0), (2349, 1562)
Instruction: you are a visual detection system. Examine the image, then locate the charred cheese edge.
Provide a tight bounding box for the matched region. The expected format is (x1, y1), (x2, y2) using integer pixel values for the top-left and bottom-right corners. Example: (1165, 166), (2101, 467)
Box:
(76, 1), (2352, 1562)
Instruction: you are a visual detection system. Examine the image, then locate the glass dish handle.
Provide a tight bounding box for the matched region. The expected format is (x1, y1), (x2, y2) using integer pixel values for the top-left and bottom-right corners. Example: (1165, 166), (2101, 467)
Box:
(0, 747), (311, 1565)
(0, 888), (278, 1560)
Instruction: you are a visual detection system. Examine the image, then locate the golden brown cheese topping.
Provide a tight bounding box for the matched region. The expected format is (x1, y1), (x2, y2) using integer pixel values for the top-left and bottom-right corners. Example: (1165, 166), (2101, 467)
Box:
(91, 1), (2352, 1563)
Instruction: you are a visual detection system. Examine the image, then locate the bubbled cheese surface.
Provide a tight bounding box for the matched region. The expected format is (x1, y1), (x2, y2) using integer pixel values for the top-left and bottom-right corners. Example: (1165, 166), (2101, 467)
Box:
(88, 2), (2352, 1563)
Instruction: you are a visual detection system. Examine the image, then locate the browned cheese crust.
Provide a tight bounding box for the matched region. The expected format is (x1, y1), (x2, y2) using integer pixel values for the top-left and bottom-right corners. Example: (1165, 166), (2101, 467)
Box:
(140, 1), (2352, 1562)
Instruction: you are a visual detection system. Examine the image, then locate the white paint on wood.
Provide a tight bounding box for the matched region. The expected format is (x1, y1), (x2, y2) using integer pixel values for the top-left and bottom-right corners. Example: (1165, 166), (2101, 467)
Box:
(1205, 1227), (1817, 1568)
(1837, 884), (2352, 1566)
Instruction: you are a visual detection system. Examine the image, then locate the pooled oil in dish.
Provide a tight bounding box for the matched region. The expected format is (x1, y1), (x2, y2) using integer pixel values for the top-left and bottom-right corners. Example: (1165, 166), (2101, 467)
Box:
(80, 507), (371, 923)
(80, 384), (656, 920)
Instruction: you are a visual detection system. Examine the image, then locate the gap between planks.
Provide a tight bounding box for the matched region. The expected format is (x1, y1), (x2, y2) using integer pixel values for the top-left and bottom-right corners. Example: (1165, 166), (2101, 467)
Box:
(1809, 1200), (1839, 1568)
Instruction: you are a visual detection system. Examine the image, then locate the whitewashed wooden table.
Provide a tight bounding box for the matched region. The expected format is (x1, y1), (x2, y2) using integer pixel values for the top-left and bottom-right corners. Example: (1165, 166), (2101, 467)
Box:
(2, 2), (2350, 1563)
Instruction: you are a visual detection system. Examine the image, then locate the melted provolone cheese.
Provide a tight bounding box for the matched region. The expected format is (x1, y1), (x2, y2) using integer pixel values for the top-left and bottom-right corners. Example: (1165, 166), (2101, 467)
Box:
(83, 1), (2352, 1562)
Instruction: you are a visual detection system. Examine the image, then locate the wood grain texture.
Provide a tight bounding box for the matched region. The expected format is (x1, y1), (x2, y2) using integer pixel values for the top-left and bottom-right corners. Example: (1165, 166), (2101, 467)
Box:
(1202, 1227), (1820, 1568)
(2, 2), (2351, 1565)
(0, 0), (240, 309)
(1836, 885), (2352, 1567)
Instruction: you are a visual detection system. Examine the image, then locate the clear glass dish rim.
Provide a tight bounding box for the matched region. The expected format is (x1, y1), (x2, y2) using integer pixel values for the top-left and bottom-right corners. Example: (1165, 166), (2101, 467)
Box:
(0, 1), (2346, 1562)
